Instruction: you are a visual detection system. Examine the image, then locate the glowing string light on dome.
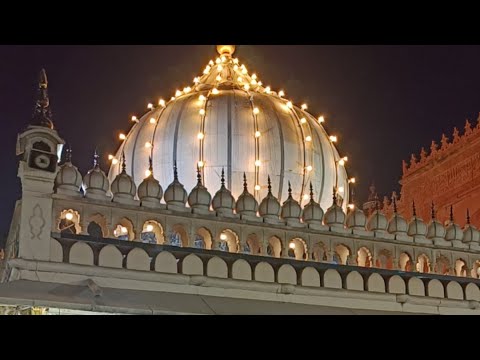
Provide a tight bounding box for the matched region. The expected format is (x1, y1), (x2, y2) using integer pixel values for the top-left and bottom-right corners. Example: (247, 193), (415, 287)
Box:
(171, 96), (175, 101)
(305, 135), (312, 142)
(318, 115), (325, 123)
(278, 90), (285, 97)
(233, 65), (239, 71)
(216, 75), (222, 82)
(198, 160), (204, 168)
(145, 142), (152, 149)
(119, 133), (126, 140)
(199, 95), (206, 102)
(329, 135), (338, 143)
(255, 131), (261, 138)
(212, 88), (219, 95)
(237, 76), (243, 83)
(217, 65), (223, 72)
(108, 154), (114, 161)
(265, 86), (271, 94)
(286, 101), (293, 109)
(147, 103), (154, 110)
(306, 165), (313, 172)
(65, 212), (74, 221)
(112, 158), (119, 165)
(300, 117), (307, 124)
(301, 104), (308, 110)
(193, 77), (200, 84)
(175, 90), (182, 97)
(150, 118), (156, 124)
(159, 99), (166, 107)
(199, 109), (205, 116)
(183, 87), (191, 94)
(131, 116), (138, 123)
(145, 169), (151, 177)
(215, 57), (221, 64)
(255, 184), (261, 191)
(244, 84), (250, 91)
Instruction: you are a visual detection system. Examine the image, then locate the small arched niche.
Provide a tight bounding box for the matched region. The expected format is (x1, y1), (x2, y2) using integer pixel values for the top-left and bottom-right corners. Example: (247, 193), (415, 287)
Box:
(334, 244), (350, 265)
(416, 254), (431, 273)
(113, 218), (135, 241)
(167, 224), (189, 247)
(287, 238), (307, 261)
(455, 258), (468, 277)
(194, 227), (213, 250)
(435, 255), (450, 275)
(312, 242), (327, 262)
(141, 220), (165, 244)
(87, 213), (108, 238)
(218, 229), (239, 253)
(471, 260), (480, 279)
(267, 236), (282, 258)
(399, 252), (413, 272)
(376, 249), (393, 270)
(357, 247), (372, 268)
(58, 209), (81, 235)
(245, 233), (262, 255)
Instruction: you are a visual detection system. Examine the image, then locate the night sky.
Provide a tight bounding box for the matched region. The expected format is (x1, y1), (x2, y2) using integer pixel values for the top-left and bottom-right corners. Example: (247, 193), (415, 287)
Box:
(1, 45), (480, 238)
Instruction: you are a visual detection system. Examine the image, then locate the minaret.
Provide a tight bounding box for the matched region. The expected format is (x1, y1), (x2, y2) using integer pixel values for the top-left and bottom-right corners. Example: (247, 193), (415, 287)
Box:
(12, 69), (65, 263)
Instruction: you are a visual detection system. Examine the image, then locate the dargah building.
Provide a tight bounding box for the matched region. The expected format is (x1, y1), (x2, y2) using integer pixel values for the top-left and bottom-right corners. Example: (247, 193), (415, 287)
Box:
(1, 45), (480, 315)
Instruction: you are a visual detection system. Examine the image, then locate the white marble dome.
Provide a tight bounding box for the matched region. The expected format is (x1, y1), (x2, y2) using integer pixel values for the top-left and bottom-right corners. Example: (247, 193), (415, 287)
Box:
(281, 183), (302, 220)
(55, 150), (82, 196)
(366, 210), (388, 231)
(111, 161), (137, 201)
(387, 213), (408, 234)
(235, 174), (258, 217)
(346, 207), (366, 229)
(324, 194), (346, 227)
(212, 169), (235, 214)
(427, 219), (446, 239)
(407, 216), (427, 237)
(464, 224), (480, 243)
(445, 221), (463, 242)
(138, 164), (163, 207)
(302, 185), (324, 224)
(164, 165), (188, 207)
(83, 154), (110, 199)
(108, 46), (349, 212)
(259, 176), (281, 219)
(188, 171), (212, 210)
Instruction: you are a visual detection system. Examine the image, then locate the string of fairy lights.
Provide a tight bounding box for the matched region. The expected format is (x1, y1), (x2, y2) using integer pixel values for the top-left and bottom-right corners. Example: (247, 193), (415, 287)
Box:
(108, 46), (356, 209)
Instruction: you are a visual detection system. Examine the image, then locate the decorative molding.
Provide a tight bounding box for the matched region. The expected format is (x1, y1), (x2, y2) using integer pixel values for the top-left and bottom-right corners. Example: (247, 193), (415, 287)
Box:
(29, 204), (45, 240)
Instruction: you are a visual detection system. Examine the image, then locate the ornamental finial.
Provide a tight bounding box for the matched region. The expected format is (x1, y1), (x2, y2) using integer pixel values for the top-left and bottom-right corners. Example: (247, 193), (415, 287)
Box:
(32, 68), (54, 129)
(216, 45), (236, 56)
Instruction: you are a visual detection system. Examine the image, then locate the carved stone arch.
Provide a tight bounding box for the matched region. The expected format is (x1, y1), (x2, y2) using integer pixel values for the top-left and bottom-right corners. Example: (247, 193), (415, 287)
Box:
(141, 220), (165, 244)
(195, 227), (213, 249)
(357, 246), (373, 268)
(57, 209), (81, 235)
(267, 236), (282, 258)
(288, 238), (308, 260)
(334, 243), (351, 265)
(86, 213), (108, 238)
(312, 242), (328, 262)
(416, 253), (431, 273)
(113, 217), (135, 241)
(376, 249), (393, 269)
(435, 254), (451, 275)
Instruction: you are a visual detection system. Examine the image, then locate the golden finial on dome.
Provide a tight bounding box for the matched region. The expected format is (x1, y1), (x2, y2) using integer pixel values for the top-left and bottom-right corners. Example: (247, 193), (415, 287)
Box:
(216, 45), (236, 56)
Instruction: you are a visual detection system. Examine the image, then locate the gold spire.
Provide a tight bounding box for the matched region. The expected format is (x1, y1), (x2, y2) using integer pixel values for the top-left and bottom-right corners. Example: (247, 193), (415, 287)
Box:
(216, 45), (236, 56)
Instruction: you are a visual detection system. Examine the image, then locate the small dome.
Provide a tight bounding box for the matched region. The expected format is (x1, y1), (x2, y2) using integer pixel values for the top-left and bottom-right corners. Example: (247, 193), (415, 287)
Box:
(235, 173), (258, 217)
(346, 207), (366, 229)
(280, 183), (302, 220)
(55, 149), (82, 195)
(259, 176), (281, 219)
(111, 158), (136, 200)
(366, 210), (388, 231)
(302, 185), (324, 224)
(324, 192), (346, 227)
(407, 216), (427, 237)
(445, 222), (463, 242)
(464, 224), (480, 243)
(164, 164), (188, 206)
(188, 170), (212, 210)
(138, 161), (163, 204)
(212, 169), (235, 212)
(426, 204), (446, 239)
(83, 153), (109, 198)
(387, 213), (408, 234)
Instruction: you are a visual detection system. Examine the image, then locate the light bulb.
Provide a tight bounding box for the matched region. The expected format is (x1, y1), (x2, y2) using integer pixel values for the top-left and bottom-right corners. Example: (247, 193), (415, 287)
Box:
(193, 77), (200, 84)
(217, 65), (223, 72)
(147, 103), (153, 110)
(216, 75), (222, 81)
(233, 58), (239, 64)
(209, 60), (214, 66)
(301, 104), (308, 110)
(306, 165), (313, 172)
(303, 194), (310, 200)
(112, 158), (119, 165)
(242, 68), (247, 75)
(278, 90), (285, 97)
(171, 97), (175, 101)
(286, 101), (293, 109)
(65, 212), (74, 221)
(203, 67), (210, 75)
(233, 65), (239, 71)
(343, 156), (348, 162)
(121, 226), (128, 235)
(330, 135), (337, 143)
(215, 57), (221, 64)
(198, 160), (204, 168)
(199, 95), (206, 101)
(108, 154), (114, 160)
(348, 204), (355, 210)
(131, 116), (138, 122)
(318, 116), (325, 123)
(255, 131), (261, 138)
(199, 109), (206, 116)
(305, 136), (312, 142)
(251, 79), (257, 85)
(150, 118), (156, 124)
(237, 76), (243, 83)
(197, 133), (204, 140)
(145, 142), (152, 149)
(221, 55), (226, 62)
(212, 88), (219, 95)
(175, 90), (182, 97)
(338, 159), (345, 166)
(300, 118), (306, 124)
(146, 224), (154, 232)
(252, 74), (257, 80)
(257, 81), (262, 86)
(338, 186), (345, 193)
(253, 107), (259, 115)
(255, 184), (261, 191)
(289, 242), (296, 250)
(244, 84), (250, 91)
(145, 169), (151, 177)
(265, 86), (271, 94)
(119, 133), (126, 140)
(184, 87), (191, 93)
(220, 233), (227, 241)
(349, 177), (356, 184)
(255, 160), (261, 167)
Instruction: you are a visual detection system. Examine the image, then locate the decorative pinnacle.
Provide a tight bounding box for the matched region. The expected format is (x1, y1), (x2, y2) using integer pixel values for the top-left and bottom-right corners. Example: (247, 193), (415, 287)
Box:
(93, 149), (99, 168)
(148, 156), (153, 175)
(196, 166), (202, 186)
(173, 161), (178, 181)
(221, 168), (225, 187)
(121, 151), (126, 173)
(309, 182), (314, 201)
(243, 172), (248, 191)
(65, 146), (72, 163)
(374, 194), (379, 211)
(393, 196), (398, 214)
(32, 69), (54, 129)
(332, 186), (337, 204)
(467, 209), (471, 225)
(268, 175), (272, 194)
(412, 200), (416, 217)
(288, 181), (293, 198)
(450, 205), (454, 222)
(431, 201), (435, 220)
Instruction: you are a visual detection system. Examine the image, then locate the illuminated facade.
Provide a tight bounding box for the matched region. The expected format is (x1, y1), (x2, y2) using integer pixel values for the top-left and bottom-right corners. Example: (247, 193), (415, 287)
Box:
(1, 46), (480, 315)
